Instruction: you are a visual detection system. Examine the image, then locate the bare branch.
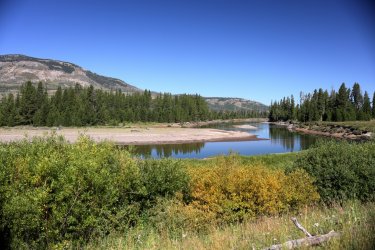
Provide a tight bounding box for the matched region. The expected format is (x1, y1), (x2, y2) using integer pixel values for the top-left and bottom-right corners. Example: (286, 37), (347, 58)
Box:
(291, 217), (312, 237)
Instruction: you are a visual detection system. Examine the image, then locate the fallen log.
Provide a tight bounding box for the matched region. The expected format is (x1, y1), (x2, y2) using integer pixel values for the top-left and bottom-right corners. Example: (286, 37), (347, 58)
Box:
(264, 218), (340, 250)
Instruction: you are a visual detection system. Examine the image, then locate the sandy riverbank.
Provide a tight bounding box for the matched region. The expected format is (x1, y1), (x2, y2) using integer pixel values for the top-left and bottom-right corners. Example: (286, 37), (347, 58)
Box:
(0, 127), (260, 145)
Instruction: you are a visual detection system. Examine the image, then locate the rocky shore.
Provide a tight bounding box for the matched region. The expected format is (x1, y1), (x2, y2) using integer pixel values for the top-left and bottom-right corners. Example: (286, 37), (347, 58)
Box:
(273, 121), (373, 141)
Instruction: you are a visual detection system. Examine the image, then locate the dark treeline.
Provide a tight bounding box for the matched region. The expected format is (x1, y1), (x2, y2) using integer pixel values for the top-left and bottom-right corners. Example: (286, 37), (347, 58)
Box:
(269, 82), (375, 122)
(0, 82), (265, 126)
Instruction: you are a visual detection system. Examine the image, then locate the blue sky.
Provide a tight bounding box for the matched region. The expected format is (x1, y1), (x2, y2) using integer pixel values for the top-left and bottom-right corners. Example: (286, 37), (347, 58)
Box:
(1, 0), (374, 105)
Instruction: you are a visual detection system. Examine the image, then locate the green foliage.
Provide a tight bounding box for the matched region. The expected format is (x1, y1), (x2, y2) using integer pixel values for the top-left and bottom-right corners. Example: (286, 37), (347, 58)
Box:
(269, 82), (375, 122)
(293, 140), (375, 203)
(0, 82), (265, 127)
(0, 82), (213, 126)
(0, 136), (188, 249)
(362, 91), (372, 121)
(4, 137), (375, 248)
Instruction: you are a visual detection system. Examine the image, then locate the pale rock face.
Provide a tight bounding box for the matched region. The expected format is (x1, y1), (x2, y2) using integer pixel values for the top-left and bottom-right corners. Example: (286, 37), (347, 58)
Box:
(204, 97), (268, 112)
(0, 54), (141, 93)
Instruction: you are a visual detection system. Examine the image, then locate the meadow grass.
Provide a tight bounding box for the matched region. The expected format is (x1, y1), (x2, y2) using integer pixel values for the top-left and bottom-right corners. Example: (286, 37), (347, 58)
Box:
(84, 201), (375, 250)
(183, 152), (299, 170)
(311, 120), (375, 133)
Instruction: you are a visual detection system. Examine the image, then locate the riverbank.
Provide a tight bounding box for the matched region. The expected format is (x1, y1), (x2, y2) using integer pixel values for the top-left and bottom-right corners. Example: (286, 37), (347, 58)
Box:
(174, 117), (268, 128)
(0, 126), (260, 145)
(272, 121), (374, 140)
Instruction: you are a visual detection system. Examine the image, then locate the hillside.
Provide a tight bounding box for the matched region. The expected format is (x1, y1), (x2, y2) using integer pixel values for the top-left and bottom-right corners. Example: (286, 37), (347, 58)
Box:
(0, 54), (141, 95)
(205, 97), (268, 112)
(0, 54), (268, 112)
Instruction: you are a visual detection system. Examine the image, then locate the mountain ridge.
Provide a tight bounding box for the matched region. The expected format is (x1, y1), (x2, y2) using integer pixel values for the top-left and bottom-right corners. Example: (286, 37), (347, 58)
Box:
(0, 54), (141, 94)
(0, 54), (268, 111)
(205, 97), (268, 112)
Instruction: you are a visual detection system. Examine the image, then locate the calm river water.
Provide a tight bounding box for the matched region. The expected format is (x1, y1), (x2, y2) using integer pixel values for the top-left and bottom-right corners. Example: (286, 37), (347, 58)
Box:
(132, 122), (321, 158)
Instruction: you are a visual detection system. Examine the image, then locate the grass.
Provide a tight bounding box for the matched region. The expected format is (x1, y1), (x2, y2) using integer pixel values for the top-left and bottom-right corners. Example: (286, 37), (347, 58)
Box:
(309, 120), (375, 133)
(84, 201), (375, 250)
(183, 152), (299, 170)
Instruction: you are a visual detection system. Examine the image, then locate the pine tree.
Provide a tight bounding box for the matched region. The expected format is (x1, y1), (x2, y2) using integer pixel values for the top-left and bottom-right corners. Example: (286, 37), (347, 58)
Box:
(322, 90), (330, 121)
(19, 81), (38, 124)
(0, 97), (4, 126)
(350, 83), (364, 119)
(362, 91), (371, 121)
(335, 83), (354, 121)
(372, 91), (375, 119)
(2, 94), (16, 126)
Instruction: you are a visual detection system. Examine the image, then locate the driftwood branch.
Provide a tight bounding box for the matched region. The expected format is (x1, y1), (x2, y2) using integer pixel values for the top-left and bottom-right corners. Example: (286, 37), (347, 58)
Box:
(291, 217), (312, 237)
(265, 231), (340, 250)
(263, 218), (340, 250)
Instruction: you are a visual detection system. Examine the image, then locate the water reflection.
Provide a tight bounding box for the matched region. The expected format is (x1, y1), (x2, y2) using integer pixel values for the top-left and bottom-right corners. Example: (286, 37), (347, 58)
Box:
(131, 142), (204, 158)
(268, 125), (317, 151)
(132, 123), (322, 158)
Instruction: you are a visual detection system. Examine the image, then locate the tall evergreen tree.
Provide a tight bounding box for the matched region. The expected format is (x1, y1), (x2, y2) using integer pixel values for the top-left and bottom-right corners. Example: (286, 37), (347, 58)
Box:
(290, 95), (296, 120)
(19, 81), (38, 124)
(350, 83), (364, 119)
(335, 83), (356, 121)
(362, 91), (372, 121)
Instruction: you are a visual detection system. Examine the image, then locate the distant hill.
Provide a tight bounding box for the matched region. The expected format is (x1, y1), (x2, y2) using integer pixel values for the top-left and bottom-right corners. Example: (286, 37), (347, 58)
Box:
(0, 54), (268, 112)
(0, 54), (141, 95)
(205, 97), (268, 112)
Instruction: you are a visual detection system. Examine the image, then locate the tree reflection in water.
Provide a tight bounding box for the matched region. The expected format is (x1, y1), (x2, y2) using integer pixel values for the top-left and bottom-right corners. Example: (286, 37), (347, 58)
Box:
(269, 125), (318, 151)
(122, 123), (322, 158)
(130, 142), (205, 158)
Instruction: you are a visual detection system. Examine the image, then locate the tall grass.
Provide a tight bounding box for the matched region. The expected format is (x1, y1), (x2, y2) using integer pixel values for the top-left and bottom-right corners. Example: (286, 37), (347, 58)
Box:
(85, 201), (375, 250)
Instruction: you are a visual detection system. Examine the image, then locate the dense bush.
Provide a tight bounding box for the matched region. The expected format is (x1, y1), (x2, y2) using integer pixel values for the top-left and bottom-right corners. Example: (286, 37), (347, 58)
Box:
(0, 138), (324, 248)
(293, 140), (375, 203)
(149, 155), (319, 232)
(0, 136), (188, 249)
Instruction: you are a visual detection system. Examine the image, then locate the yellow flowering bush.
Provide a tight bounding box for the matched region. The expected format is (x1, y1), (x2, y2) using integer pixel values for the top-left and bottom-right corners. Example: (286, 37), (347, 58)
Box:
(186, 156), (319, 224)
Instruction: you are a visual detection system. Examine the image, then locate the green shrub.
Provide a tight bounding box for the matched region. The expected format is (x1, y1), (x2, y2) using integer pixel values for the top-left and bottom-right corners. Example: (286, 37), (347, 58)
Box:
(138, 158), (190, 207)
(293, 140), (375, 203)
(0, 136), (188, 249)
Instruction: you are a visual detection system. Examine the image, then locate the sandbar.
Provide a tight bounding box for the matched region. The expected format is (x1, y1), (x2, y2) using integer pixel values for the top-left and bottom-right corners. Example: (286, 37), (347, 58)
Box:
(0, 127), (260, 145)
(233, 125), (258, 130)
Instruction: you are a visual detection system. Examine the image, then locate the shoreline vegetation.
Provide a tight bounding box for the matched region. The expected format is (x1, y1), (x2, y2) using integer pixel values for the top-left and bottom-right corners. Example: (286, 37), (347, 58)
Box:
(0, 137), (374, 249)
(268, 82), (375, 141)
(271, 120), (374, 141)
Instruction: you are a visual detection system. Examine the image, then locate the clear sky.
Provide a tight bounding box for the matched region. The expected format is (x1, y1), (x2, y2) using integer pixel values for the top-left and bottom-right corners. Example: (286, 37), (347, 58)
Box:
(1, 0), (374, 105)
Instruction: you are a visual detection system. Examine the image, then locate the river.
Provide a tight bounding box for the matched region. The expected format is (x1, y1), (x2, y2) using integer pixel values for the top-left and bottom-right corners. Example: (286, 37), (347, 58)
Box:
(132, 122), (322, 158)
